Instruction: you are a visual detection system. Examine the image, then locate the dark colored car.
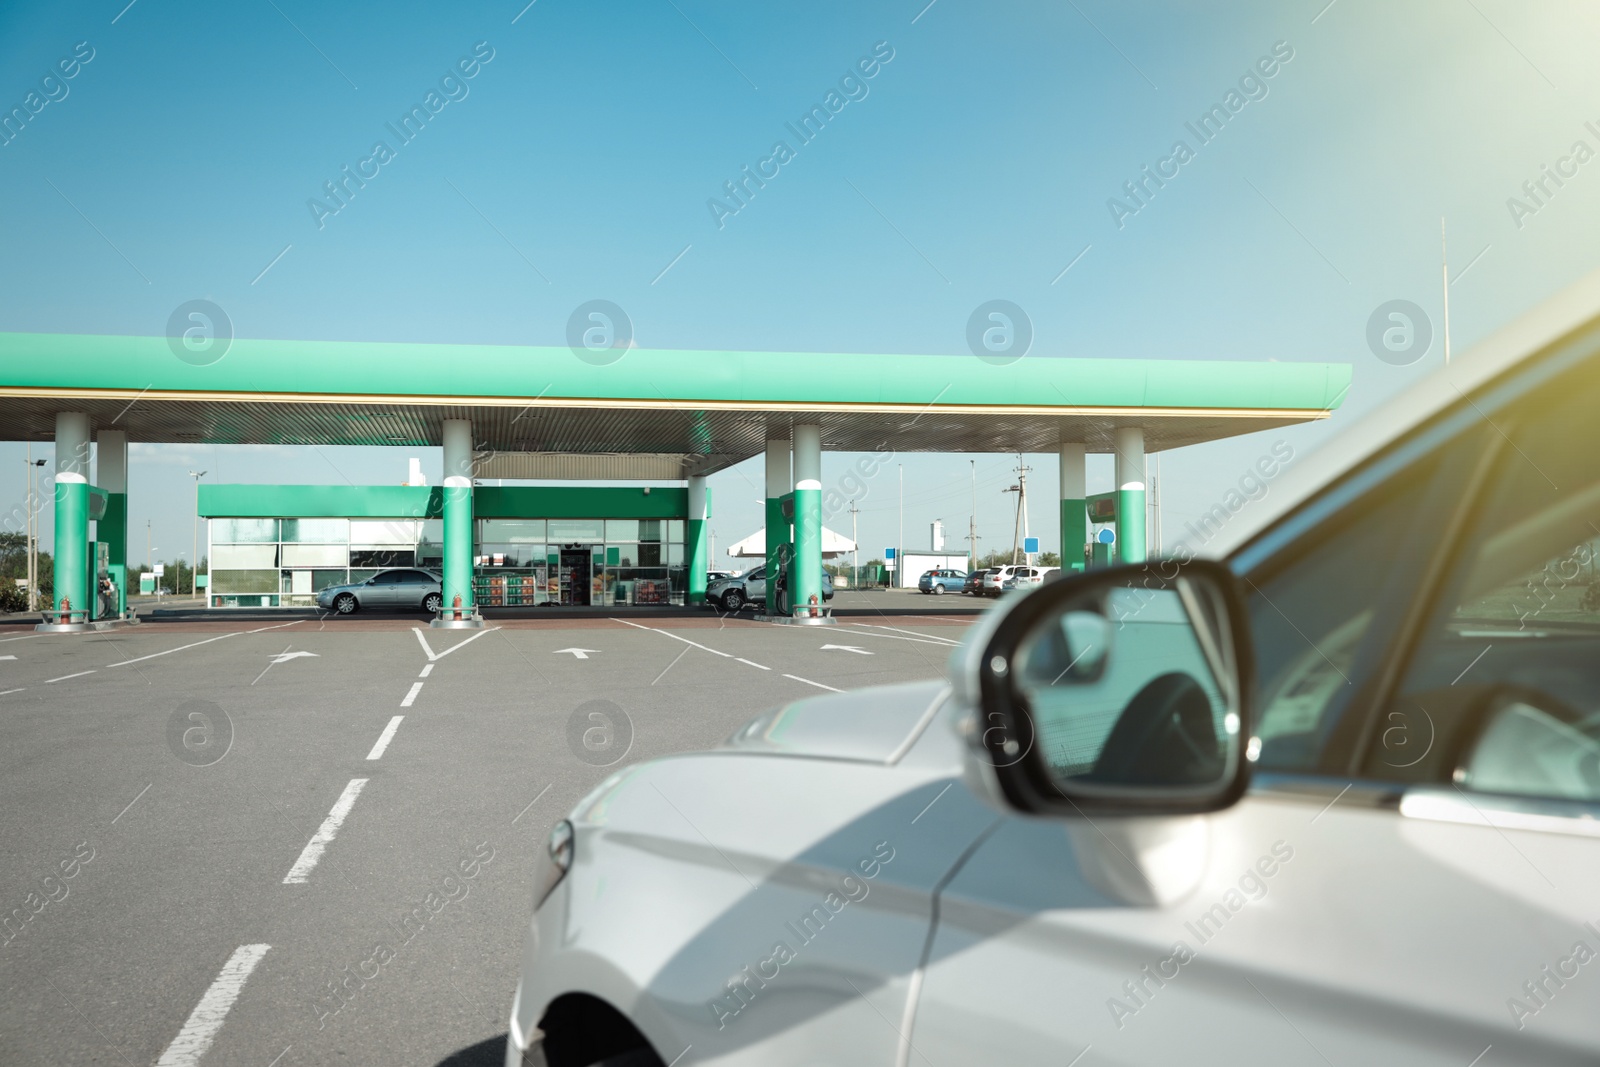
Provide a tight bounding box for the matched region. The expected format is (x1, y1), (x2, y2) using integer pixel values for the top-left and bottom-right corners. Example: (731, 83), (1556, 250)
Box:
(963, 569), (992, 595)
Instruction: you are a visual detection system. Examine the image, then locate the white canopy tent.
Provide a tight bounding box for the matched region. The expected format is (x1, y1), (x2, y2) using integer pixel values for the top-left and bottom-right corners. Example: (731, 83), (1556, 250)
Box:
(727, 526), (857, 559)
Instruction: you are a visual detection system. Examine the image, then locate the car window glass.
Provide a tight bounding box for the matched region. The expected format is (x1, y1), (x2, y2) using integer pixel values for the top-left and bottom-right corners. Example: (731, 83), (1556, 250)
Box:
(1245, 452), (1453, 773)
(374, 571), (402, 584)
(1364, 361), (1600, 802)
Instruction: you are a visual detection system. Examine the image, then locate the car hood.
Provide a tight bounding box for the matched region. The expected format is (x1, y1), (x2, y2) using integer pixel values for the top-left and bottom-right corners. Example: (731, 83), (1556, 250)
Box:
(722, 679), (951, 764)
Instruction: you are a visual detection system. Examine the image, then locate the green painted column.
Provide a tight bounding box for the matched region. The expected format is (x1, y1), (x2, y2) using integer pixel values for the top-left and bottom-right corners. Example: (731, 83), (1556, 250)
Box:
(1059, 441), (1087, 573)
(53, 412), (91, 622)
(686, 475), (709, 605)
(791, 425), (822, 615)
(765, 433), (790, 608)
(1114, 426), (1147, 564)
(97, 430), (129, 617)
(441, 419), (475, 616)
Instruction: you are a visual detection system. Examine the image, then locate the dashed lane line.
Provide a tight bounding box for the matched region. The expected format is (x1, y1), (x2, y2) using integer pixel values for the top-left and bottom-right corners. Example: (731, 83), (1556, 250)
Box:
(45, 670), (97, 683)
(104, 620), (304, 668)
(419, 662), (434, 677)
(0, 688), (24, 696)
(612, 618), (732, 657)
(366, 716), (404, 760)
(736, 658), (770, 670)
(783, 674), (842, 692)
(848, 622), (964, 646)
(400, 682), (423, 707)
(154, 943), (271, 1067)
(283, 779), (368, 884)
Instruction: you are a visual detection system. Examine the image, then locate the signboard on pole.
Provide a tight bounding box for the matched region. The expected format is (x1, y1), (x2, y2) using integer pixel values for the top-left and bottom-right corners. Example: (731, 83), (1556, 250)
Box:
(1023, 536), (1039, 554)
(152, 563), (165, 576)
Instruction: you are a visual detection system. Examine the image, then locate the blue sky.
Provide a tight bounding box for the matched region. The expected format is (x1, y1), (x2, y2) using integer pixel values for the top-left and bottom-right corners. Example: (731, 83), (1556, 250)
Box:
(3, 0), (1599, 565)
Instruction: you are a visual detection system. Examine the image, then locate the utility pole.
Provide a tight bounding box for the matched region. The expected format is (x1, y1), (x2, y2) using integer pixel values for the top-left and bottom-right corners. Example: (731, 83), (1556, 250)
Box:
(1152, 453), (1163, 555)
(24, 449), (44, 611)
(188, 470), (207, 597)
(1003, 455), (1031, 565)
(969, 460), (978, 573)
(146, 519), (152, 569)
(848, 499), (859, 590)
(897, 463), (903, 590)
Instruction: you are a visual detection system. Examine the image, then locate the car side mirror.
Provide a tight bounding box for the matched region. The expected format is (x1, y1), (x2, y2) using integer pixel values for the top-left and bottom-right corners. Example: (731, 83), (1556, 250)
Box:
(968, 560), (1254, 817)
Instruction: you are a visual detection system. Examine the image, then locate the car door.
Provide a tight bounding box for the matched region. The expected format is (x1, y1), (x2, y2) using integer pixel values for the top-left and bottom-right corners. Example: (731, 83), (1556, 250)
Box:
(746, 567), (766, 602)
(366, 569), (402, 607)
(908, 347), (1600, 1065)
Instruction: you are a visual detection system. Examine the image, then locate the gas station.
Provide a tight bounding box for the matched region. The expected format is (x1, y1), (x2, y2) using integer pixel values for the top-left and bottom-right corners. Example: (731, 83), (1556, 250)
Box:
(0, 331), (1350, 630)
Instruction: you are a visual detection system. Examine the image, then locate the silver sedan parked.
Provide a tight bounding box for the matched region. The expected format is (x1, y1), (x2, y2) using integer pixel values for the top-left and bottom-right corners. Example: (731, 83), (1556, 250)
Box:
(316, 568), (443, 614)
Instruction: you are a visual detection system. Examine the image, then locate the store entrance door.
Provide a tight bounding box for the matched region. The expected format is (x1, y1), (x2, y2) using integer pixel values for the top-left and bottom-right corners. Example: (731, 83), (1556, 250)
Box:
(559, 546), (591, 606)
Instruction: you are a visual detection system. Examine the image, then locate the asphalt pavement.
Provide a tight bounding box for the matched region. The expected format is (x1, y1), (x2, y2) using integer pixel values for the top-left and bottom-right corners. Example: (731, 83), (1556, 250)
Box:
(0, 599), (981, 1066)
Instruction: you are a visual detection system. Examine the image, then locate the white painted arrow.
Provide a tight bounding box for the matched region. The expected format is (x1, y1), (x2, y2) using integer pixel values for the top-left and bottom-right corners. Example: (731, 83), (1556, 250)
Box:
(269, 650), (319, 665)
(820, 644), (873, 655)
(553, 648), (600, 660)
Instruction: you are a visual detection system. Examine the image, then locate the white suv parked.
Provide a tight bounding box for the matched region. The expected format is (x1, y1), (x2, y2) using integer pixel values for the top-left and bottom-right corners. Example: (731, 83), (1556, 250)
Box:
(981, 564), (1053, 595)
(505, 274), (1600, 1067)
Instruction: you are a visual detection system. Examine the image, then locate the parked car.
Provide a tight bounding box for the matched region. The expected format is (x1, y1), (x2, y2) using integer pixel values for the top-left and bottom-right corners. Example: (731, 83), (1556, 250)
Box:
(917, 568), (967, 594)
(979, 564), (1030, 595)
(705, 566), (834, 612)
(999, 565), (1059, 591)
(316, 568), (442, 614)
(505, 277), (1600, 1066)
(705, 569), (737, 583)
(962, 568), (992, 595)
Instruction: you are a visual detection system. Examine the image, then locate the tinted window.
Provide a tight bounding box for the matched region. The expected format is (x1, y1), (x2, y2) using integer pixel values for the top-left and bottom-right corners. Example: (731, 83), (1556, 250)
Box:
(1364, 360), (1600, 800)
(1245, 447), (1469, 773)
(373, 571), (404, 584)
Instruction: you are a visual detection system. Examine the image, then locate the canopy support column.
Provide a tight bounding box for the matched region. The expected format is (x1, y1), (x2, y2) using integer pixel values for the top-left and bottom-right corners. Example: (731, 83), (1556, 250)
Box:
(434, 418), (481, 628)
(687, 474), (709, 605)
(1114, 426), (1146, 564)
(764, 433), (790, 606)
(42, 412), (90, 630)
(1059, 440), (1086, 573)
(97, 429), (129, 618)
(791, 425), (823, 617)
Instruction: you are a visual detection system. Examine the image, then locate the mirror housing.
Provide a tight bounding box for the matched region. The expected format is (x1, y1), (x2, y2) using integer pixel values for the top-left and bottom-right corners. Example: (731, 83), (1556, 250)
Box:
(966, 560), (1255, 818)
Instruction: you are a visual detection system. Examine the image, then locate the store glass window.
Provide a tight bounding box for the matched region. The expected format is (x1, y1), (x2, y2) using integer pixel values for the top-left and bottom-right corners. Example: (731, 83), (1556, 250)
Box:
(211, 569), (280, 594)
(212, 518), (279, 543)
(482, 519), (546, 542)
(213, 544), (279, 569)
(549, 518), (605, 542)
(349, 519), (418, 545)
(350, 548), (415, 568)
(282, 518), (350, 543)
(608, 519), (641, 542)
(282, 543), (347, 567)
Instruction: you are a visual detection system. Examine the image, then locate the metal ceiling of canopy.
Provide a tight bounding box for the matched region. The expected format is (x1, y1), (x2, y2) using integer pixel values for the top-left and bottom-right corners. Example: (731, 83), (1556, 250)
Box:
(0, 395), (1328, 477)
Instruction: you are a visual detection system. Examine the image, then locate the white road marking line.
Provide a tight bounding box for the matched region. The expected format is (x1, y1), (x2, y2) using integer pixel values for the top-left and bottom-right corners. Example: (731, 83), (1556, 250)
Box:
(736, 658), (770, 670)
(0, 633), (46, 642)
(45, 670), (97, 683)
(0, 654), (16, 660)
(0, 688), (26, 696)
(266, 1045), (292, 1067)
(851, 622), (963, 645)
(612, 618), (732, 656)
(154, 943), (271, 1067)
(419, 663), (434, 677)
(106, 620), (302, 668)
(112, 782), (152, 824)
(411, 626), (498, 662)
(783, 674), (841, 692)
(512, 783), (552, 824)
(366, 716), (404, 760)
(400, 682), (423, 707)
(283, 779), (368, 883)
(840, 626), (959, 647)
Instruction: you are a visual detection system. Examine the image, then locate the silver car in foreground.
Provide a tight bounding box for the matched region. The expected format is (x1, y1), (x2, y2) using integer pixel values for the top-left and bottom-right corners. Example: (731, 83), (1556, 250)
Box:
(506, 273), (1600, 1066)
(316, 567), (442, 614)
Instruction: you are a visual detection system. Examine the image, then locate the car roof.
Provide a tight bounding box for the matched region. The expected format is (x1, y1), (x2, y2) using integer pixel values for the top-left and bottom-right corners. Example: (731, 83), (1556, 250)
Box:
(1205, 267), (1600, 560)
